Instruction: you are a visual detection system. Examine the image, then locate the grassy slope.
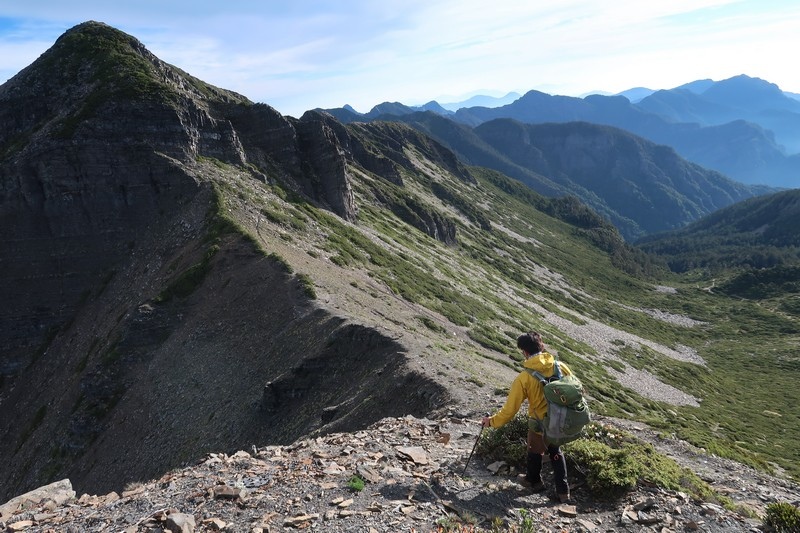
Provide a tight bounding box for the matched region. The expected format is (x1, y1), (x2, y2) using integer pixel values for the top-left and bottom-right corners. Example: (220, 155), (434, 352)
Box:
(206, 125), (800, 481)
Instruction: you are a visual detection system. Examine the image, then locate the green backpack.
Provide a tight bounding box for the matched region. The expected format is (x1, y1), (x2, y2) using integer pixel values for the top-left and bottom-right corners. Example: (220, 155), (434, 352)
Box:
(527, 361), (591, 446)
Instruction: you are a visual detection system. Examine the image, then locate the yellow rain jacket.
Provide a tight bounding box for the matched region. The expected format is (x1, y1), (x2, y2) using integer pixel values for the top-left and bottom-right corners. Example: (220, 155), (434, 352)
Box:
(488, 351), (572, 430)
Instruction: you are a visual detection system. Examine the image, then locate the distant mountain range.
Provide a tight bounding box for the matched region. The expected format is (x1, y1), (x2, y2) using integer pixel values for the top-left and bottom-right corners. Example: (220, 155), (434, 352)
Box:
(343, 92), (522, 117)
(438, 92), (522, 111)
(327, 75), (800, 188)
(637, 75), (800, 153)
(326, 107), (771, 241)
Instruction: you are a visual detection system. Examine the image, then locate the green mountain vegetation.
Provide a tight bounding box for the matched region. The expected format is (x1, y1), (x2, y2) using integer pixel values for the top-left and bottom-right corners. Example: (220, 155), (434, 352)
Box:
(2, 22), (799, 500)
(246, 123), (800, 480)
(331, 108), (768, 242)
(637, 188), (800, 316)
(637, 189), (800, 272)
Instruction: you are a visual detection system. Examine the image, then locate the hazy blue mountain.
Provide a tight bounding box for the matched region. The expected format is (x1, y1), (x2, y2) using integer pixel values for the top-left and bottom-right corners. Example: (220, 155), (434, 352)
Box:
(326, 93), (522, 122)
(417, 100), (454, 115)
(380, 111), (766, 241)
(637, 75), (800, 153)
(439, 91), (521, 111)
(367, 101), (417, 118)
(674, 79), (715, 94)
(702, 75), (800, 113)
(454, 90), (693, 129)
(616, 87), (655, 103)
(470, 119), (760, 239)
(635, 89), (734, 125)
(446, 84), (800, 187)
(330, 75), (800, 185)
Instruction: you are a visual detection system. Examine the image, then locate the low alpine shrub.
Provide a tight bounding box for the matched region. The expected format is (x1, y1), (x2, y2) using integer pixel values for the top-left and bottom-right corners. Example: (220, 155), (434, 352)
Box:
(475, 413), (528, 468)
(764, 501), (800, 532)
(347, 475), (365, 492)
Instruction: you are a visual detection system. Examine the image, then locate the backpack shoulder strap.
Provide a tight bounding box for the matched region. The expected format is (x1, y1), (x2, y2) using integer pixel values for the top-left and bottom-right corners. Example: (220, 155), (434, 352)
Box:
(552, 360), (563, 380)
(524, 368), (548, 385)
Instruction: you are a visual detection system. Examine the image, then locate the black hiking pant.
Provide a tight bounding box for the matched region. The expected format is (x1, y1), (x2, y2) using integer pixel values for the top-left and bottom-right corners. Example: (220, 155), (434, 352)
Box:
(527, 431), (569, 495)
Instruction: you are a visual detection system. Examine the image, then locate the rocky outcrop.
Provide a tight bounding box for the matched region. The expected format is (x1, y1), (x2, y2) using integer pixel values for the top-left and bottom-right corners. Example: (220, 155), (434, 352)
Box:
(0, 20), (361, 389)
(1, 416), (792, 532)
(294, 111), (357, 220)
(349, 121), (476, 186)
(378, 191), (458, 245)
(0, 479), (75, 521)
(348, 134), (405, 186)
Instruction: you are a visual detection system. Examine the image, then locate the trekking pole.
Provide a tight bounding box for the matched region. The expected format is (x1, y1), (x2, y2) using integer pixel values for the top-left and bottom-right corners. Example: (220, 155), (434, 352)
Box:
(462, 413), (489, 475)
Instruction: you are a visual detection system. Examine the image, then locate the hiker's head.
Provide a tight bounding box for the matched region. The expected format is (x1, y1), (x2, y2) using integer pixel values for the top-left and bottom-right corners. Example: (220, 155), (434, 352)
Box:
(517, 331), (544, 356)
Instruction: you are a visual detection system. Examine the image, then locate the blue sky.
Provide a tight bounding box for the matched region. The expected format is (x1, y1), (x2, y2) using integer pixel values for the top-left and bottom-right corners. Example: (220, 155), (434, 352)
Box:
(1, 1), (799, 117)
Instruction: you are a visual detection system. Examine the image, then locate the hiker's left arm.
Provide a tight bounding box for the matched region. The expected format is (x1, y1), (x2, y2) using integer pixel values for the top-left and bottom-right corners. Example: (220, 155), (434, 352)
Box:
(487, 375), (525, 428)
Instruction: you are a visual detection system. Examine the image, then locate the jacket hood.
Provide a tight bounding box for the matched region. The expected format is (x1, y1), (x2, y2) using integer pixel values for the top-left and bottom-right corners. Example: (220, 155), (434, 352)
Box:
(522, 351), (556, 373)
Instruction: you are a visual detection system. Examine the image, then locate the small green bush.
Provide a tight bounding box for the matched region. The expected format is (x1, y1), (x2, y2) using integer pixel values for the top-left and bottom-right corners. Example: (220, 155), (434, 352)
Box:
(475, 413), (528, 468)
(466, 376), (484, 387)
(347, 475), (365, 492)
(517, 509), (538, 533)
(567, 423), (716, 501)
(417, 315), (446, 333)
(565, 439), (640, 496)
(764, 502), (800, 532)
(156, 245), (219, 302)
(435, 511), (479, 532)
(467, 325), (511, 353)
(476, 417), (717, 502)
(297, 274), (317, 299)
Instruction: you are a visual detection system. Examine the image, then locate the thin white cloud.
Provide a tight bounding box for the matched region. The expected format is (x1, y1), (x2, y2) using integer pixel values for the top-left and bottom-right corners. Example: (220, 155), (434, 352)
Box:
(1, 0), (800, 115)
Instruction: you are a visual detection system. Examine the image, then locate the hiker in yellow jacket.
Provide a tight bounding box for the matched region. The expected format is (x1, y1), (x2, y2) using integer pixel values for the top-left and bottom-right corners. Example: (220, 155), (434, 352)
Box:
(482, 331), (573, 503)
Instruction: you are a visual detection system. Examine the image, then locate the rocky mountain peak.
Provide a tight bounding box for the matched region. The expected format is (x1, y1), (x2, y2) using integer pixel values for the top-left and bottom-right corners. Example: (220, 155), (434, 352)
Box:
(1, 20), (253, 167)
(8, 20), (248, 107)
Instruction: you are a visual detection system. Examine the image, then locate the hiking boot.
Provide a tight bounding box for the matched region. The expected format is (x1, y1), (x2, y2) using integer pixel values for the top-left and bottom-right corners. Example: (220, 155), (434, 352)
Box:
(549, 491), (572, 503)
(516, 474), (545, 492)
(529, 481), (546, 492)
